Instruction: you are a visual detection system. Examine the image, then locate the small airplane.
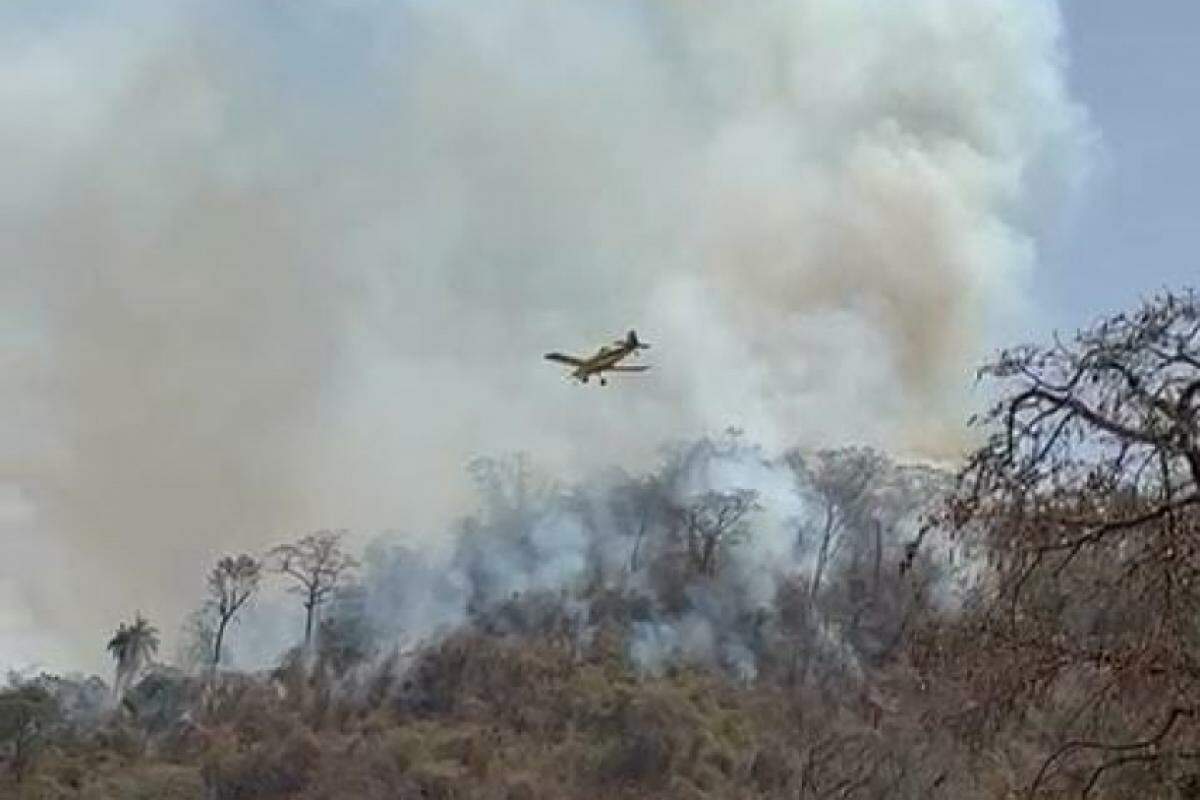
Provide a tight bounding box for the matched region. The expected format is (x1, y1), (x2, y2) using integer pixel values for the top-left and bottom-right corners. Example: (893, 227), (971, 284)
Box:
(545, 330), (651, 386)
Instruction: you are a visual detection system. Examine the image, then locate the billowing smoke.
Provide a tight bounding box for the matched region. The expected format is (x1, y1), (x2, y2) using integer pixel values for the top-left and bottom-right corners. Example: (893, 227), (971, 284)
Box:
(299, 434), (963, 686)
(0, 1), (1091, 672)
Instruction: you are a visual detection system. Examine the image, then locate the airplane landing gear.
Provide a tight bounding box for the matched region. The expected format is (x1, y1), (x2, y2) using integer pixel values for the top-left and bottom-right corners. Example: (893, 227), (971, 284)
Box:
(600, 377), (608, 386)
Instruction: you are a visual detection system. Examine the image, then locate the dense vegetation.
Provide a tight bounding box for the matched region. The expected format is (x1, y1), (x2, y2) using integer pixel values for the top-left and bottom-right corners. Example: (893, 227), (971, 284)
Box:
(4, 288), (1199, 799)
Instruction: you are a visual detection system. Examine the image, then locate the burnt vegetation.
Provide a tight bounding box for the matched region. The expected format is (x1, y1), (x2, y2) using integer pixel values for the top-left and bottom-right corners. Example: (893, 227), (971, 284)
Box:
(4, 289), (1199, 799)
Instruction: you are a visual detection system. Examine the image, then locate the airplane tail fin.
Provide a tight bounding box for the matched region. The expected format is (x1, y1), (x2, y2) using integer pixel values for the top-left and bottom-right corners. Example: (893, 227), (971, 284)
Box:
(627, 329), (649, 349)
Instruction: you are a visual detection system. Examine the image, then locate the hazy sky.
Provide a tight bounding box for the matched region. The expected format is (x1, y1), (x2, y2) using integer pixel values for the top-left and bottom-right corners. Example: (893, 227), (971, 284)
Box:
(1040, 3), (1200, 329)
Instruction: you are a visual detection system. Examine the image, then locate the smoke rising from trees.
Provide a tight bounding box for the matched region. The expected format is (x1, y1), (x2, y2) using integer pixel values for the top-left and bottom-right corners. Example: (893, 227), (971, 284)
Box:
(1, 0), (1092, 670)
(208, 434), (963, 686)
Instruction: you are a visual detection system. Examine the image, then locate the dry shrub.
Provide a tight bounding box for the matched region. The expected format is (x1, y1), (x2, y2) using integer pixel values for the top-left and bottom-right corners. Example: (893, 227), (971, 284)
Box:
(0, 773), (74, 800)
(597, 675), (745, 791)
(8, 628), (964, 800)
(748, 742), (796, 794)
(201, 726), (320, 799)
(1, 756), (203, 800)
(78, 763), (203, 800)
(400, 633), (573, 729)
(199, 674), (298, 746)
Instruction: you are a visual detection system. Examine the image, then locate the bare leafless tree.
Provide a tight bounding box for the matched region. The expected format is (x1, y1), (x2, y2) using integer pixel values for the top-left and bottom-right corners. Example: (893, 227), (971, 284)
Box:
(928, 288), (1200, 797)
(466, 453), (554, 527)
(674, 489), (760, 577)
(798, 447), (889, 600)
(205, 554), (262, 668)
(605, 474), (666, 574)
(270, 531), (359, 648)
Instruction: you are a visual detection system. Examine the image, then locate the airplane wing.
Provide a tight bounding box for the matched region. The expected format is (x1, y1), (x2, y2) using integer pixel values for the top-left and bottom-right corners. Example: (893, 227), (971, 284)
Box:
(606, 365), (650, 372)
(545, 352), (585, 366)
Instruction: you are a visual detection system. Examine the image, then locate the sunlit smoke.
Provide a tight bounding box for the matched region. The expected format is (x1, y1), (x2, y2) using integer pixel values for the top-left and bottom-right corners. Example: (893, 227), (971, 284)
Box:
(1, 0), (1091, 671)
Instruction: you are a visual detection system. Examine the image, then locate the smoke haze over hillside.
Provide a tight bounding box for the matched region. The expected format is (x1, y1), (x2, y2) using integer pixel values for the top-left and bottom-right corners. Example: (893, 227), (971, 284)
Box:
(1, 1), (1092, 671)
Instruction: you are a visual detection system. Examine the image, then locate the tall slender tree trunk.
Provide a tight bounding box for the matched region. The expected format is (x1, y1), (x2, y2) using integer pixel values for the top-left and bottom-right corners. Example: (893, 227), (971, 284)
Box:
(686, 521), (701, 573)
(212, 617), (229, 668)
(811, 506), (838, 600)
(701, 534), (719, 577)
(629, 507), (650, 573)
(872, 519), (883, 600)
(304, 597), (316, 646)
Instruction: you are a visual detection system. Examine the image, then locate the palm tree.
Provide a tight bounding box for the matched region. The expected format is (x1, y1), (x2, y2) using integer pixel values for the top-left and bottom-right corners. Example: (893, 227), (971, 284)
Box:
(106, 613), (160, 701)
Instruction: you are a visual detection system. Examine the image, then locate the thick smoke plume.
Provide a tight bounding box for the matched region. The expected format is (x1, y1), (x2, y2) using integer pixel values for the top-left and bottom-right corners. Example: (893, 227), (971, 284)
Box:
(230, 435), (962, 685)
(1, 1), (1090, 671)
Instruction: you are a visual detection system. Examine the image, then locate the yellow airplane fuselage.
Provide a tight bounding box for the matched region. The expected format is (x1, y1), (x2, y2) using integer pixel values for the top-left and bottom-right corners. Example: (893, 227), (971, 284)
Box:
(572, 344), (633, 380)
(544, 330), (650, 385)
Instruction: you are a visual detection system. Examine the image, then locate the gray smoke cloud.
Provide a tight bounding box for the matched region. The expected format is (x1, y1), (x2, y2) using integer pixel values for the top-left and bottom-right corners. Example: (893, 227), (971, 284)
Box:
(1, 0), (1091, 672)
(325, 435), (964, 686)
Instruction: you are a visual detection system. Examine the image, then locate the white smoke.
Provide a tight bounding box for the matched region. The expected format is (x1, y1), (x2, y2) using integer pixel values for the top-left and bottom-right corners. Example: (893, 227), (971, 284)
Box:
(278, 435), (956, 688)
(0, 0), (1091, 672)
